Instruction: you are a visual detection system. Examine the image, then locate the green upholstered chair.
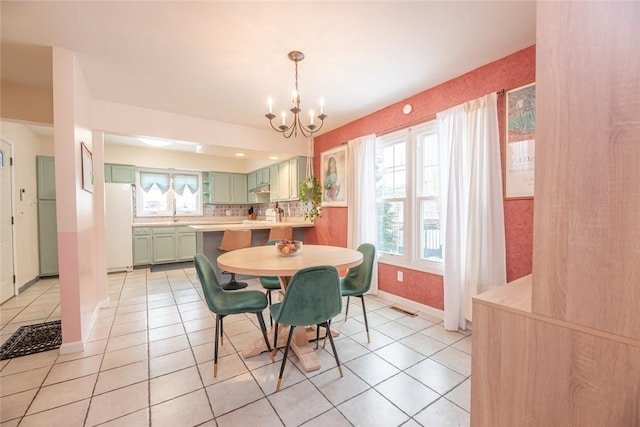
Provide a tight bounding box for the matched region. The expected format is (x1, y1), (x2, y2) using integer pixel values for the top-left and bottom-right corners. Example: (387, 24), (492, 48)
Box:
(259, 240), (282, 326)
(341, 243), (376, 343)
(194, 253), (272, 377)
(270, 265), (343, 392)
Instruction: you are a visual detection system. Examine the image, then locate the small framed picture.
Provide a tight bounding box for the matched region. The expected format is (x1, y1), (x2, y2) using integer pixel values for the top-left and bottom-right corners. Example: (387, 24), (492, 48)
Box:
(81, 142), (94, 193)
(320, 145), (347, 207)
(505, 82), (536, 199)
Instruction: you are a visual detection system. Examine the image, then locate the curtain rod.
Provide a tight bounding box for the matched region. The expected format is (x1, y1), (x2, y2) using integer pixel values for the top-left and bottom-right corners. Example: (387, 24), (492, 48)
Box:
(375, 114), (437, 137)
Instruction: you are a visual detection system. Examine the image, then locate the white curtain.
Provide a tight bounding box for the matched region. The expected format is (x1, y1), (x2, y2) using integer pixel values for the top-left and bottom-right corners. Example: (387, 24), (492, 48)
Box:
(438, 93), (506, 331)
(347, 134), (378, 293)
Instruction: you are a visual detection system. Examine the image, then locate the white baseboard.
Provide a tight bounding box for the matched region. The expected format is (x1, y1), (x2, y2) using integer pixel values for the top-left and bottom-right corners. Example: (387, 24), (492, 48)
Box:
(60, 298), (111, 355)
(377, 291), (444, 321)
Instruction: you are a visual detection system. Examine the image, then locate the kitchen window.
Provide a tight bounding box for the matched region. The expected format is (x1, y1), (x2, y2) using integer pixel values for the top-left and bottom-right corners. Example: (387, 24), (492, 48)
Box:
(136, 169), (202, 217)
(375, 121), (442, 274)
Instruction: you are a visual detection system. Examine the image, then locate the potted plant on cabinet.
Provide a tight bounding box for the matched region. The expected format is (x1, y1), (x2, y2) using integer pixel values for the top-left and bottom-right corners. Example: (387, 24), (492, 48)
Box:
(299, 176), (322, 223)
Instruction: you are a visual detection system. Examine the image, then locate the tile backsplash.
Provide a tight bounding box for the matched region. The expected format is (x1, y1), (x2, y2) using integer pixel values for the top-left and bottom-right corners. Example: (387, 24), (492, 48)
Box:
(204, 201), (303, 218)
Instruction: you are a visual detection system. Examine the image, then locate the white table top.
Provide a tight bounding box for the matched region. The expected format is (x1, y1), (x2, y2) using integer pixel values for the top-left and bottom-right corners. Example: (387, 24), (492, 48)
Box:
(216, 244), (363, 277)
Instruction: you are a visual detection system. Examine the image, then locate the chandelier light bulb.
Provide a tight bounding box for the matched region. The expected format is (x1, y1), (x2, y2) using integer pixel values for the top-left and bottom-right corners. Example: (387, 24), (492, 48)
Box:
(309, 110), (314, 125)
(268, 98), (273, 114)
(281, 111), (286, 125)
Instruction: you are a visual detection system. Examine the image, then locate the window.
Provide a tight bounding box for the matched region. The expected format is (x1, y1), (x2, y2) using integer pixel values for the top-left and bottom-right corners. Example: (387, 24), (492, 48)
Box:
(136, 169), (202, 217)
(375, 121), (442, 273)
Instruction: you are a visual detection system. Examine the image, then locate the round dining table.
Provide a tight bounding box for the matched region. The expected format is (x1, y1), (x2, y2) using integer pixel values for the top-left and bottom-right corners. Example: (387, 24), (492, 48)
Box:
(217, 244), (363, 371)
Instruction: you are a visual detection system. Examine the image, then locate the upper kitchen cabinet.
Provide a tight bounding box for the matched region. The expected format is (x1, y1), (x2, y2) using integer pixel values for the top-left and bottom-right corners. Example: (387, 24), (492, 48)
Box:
(248, 167), (271, 191)
(36, 156), (56, 200)
(271, 157), (307, 201)
(269, 164), (279, 201)
(105, 163), (135, 183)
(211, 172), (248, 204)
(202, 172), (211, 203)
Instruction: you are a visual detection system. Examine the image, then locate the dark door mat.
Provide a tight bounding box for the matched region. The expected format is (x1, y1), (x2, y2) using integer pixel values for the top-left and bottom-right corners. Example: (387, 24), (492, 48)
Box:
(150, 261), (194, 272)
(0, 320), (62, 360)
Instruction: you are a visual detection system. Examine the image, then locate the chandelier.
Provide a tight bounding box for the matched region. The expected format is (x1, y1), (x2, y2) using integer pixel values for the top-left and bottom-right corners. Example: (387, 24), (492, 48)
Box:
(265, 51), (327, 139)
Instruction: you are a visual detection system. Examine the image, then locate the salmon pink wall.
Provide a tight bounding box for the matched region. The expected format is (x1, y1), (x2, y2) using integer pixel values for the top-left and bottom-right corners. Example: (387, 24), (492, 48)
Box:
(310, 46), (536, 309)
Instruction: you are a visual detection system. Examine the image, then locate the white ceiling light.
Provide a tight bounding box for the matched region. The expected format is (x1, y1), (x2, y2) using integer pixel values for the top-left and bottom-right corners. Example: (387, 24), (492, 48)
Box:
(235, 152), (245, 157)
(140, 137), (171, 147)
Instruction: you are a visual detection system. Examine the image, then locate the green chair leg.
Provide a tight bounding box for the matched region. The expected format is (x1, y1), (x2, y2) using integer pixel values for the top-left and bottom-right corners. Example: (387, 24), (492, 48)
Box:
(276, 326), (295, 393)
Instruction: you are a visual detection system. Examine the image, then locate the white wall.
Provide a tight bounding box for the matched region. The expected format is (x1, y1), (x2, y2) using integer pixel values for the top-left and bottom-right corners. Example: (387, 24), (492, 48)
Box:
(53, 47), (102, 350)
(0, 121), (42, 288)
(105, 143), (249, 172)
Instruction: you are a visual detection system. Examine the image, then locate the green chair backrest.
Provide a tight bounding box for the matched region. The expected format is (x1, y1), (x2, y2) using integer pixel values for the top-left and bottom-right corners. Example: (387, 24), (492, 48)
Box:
(194, 253), (225, 313)
(266, 239), (279, 246)
(274, 265), (341, 326)
(342, 243), (376, 294)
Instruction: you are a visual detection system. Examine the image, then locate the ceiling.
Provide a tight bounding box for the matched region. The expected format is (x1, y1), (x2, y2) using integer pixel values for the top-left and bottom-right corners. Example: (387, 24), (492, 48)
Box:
(1, 1), (536, 157)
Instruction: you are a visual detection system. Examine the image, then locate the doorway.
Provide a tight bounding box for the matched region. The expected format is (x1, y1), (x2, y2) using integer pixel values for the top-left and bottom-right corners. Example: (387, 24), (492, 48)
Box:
(1, 139), (15, 303)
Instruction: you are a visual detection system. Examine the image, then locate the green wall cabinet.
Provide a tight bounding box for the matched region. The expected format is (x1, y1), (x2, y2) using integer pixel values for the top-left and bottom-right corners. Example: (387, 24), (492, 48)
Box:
(37, 156), (56, 200)
(105, 163), (135, 183)
(36, 156), (58, 276)
(212, 172), (247, 204)
(37, 200), (59, 276)
(202, 172), (211, 203)
(269, 164), (279, 201)
(271, 156), (307, 201)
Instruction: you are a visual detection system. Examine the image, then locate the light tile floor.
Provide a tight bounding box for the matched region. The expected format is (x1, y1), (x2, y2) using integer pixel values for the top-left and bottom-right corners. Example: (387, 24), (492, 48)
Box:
(0, 268), (472, 426)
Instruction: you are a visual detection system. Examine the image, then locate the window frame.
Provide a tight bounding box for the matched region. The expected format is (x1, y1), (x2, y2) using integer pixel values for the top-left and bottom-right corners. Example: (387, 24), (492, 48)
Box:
(375, 121), (443, 275)
(135, 168), (203, 218)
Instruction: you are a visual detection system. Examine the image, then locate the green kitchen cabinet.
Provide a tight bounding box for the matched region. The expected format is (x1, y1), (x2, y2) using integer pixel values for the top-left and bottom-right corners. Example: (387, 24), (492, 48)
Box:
(231, 174), (247, 204)
(202, 172), (211, 203)
(211, 172), (231, 203)
(212, 172), (247, 203)
(133, 228), (152, 266)
(269, 164), (279, 201)
(36, 156), (58, 275)
(105, 163), (135, 183)
(37, 200), (59, 276)
(152, 227), (177, 263)
(247, 171), (257, 190)
(177, 227), (196, 261)
(37, 156), (56, 200)
(258, 167), (270, 185)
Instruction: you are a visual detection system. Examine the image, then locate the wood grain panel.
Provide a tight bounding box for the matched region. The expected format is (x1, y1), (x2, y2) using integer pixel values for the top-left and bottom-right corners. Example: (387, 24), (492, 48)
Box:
(532, 1), (640, 340)
(472, 299), (640, 426)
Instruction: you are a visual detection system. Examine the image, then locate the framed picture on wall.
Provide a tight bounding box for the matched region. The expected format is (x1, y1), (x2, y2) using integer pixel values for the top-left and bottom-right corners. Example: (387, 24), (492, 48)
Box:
(320, 145), (347, 207)
(505, 82), (536, 199)
(81, 142), (94, 193)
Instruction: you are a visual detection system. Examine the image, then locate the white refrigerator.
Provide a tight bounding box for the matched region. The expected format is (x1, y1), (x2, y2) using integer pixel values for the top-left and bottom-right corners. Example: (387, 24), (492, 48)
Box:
(105, 183), (134, 272)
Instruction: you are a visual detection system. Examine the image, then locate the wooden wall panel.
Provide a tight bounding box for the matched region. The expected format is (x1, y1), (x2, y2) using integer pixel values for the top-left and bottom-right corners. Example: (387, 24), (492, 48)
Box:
(472, 298), (640, 426)
(532, 1), (640, 340)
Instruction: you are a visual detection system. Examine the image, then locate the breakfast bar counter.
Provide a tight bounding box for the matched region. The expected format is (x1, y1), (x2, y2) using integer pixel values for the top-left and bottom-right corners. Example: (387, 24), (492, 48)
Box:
(191, 220), (314, 280)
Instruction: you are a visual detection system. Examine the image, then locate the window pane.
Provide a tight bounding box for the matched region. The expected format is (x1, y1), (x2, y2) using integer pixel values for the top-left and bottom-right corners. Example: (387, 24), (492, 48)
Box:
(420, 199), (442, 261)
(142, 184), (168, 213)
(376, 139), (406, 199)
(175, 186), (198, 213)
(418, 131), (439, 197)
(377, 201), (404, 255)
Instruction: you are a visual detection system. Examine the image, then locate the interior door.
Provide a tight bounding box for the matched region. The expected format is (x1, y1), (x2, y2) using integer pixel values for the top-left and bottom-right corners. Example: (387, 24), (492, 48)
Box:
(0, 140), (15, 303)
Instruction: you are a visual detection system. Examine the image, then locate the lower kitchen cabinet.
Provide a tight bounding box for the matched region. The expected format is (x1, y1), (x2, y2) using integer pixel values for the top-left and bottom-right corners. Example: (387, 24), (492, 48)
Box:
(133, 226), (196, 265)
(152, 229), (177, 263)
(177, 227), (196, 261)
